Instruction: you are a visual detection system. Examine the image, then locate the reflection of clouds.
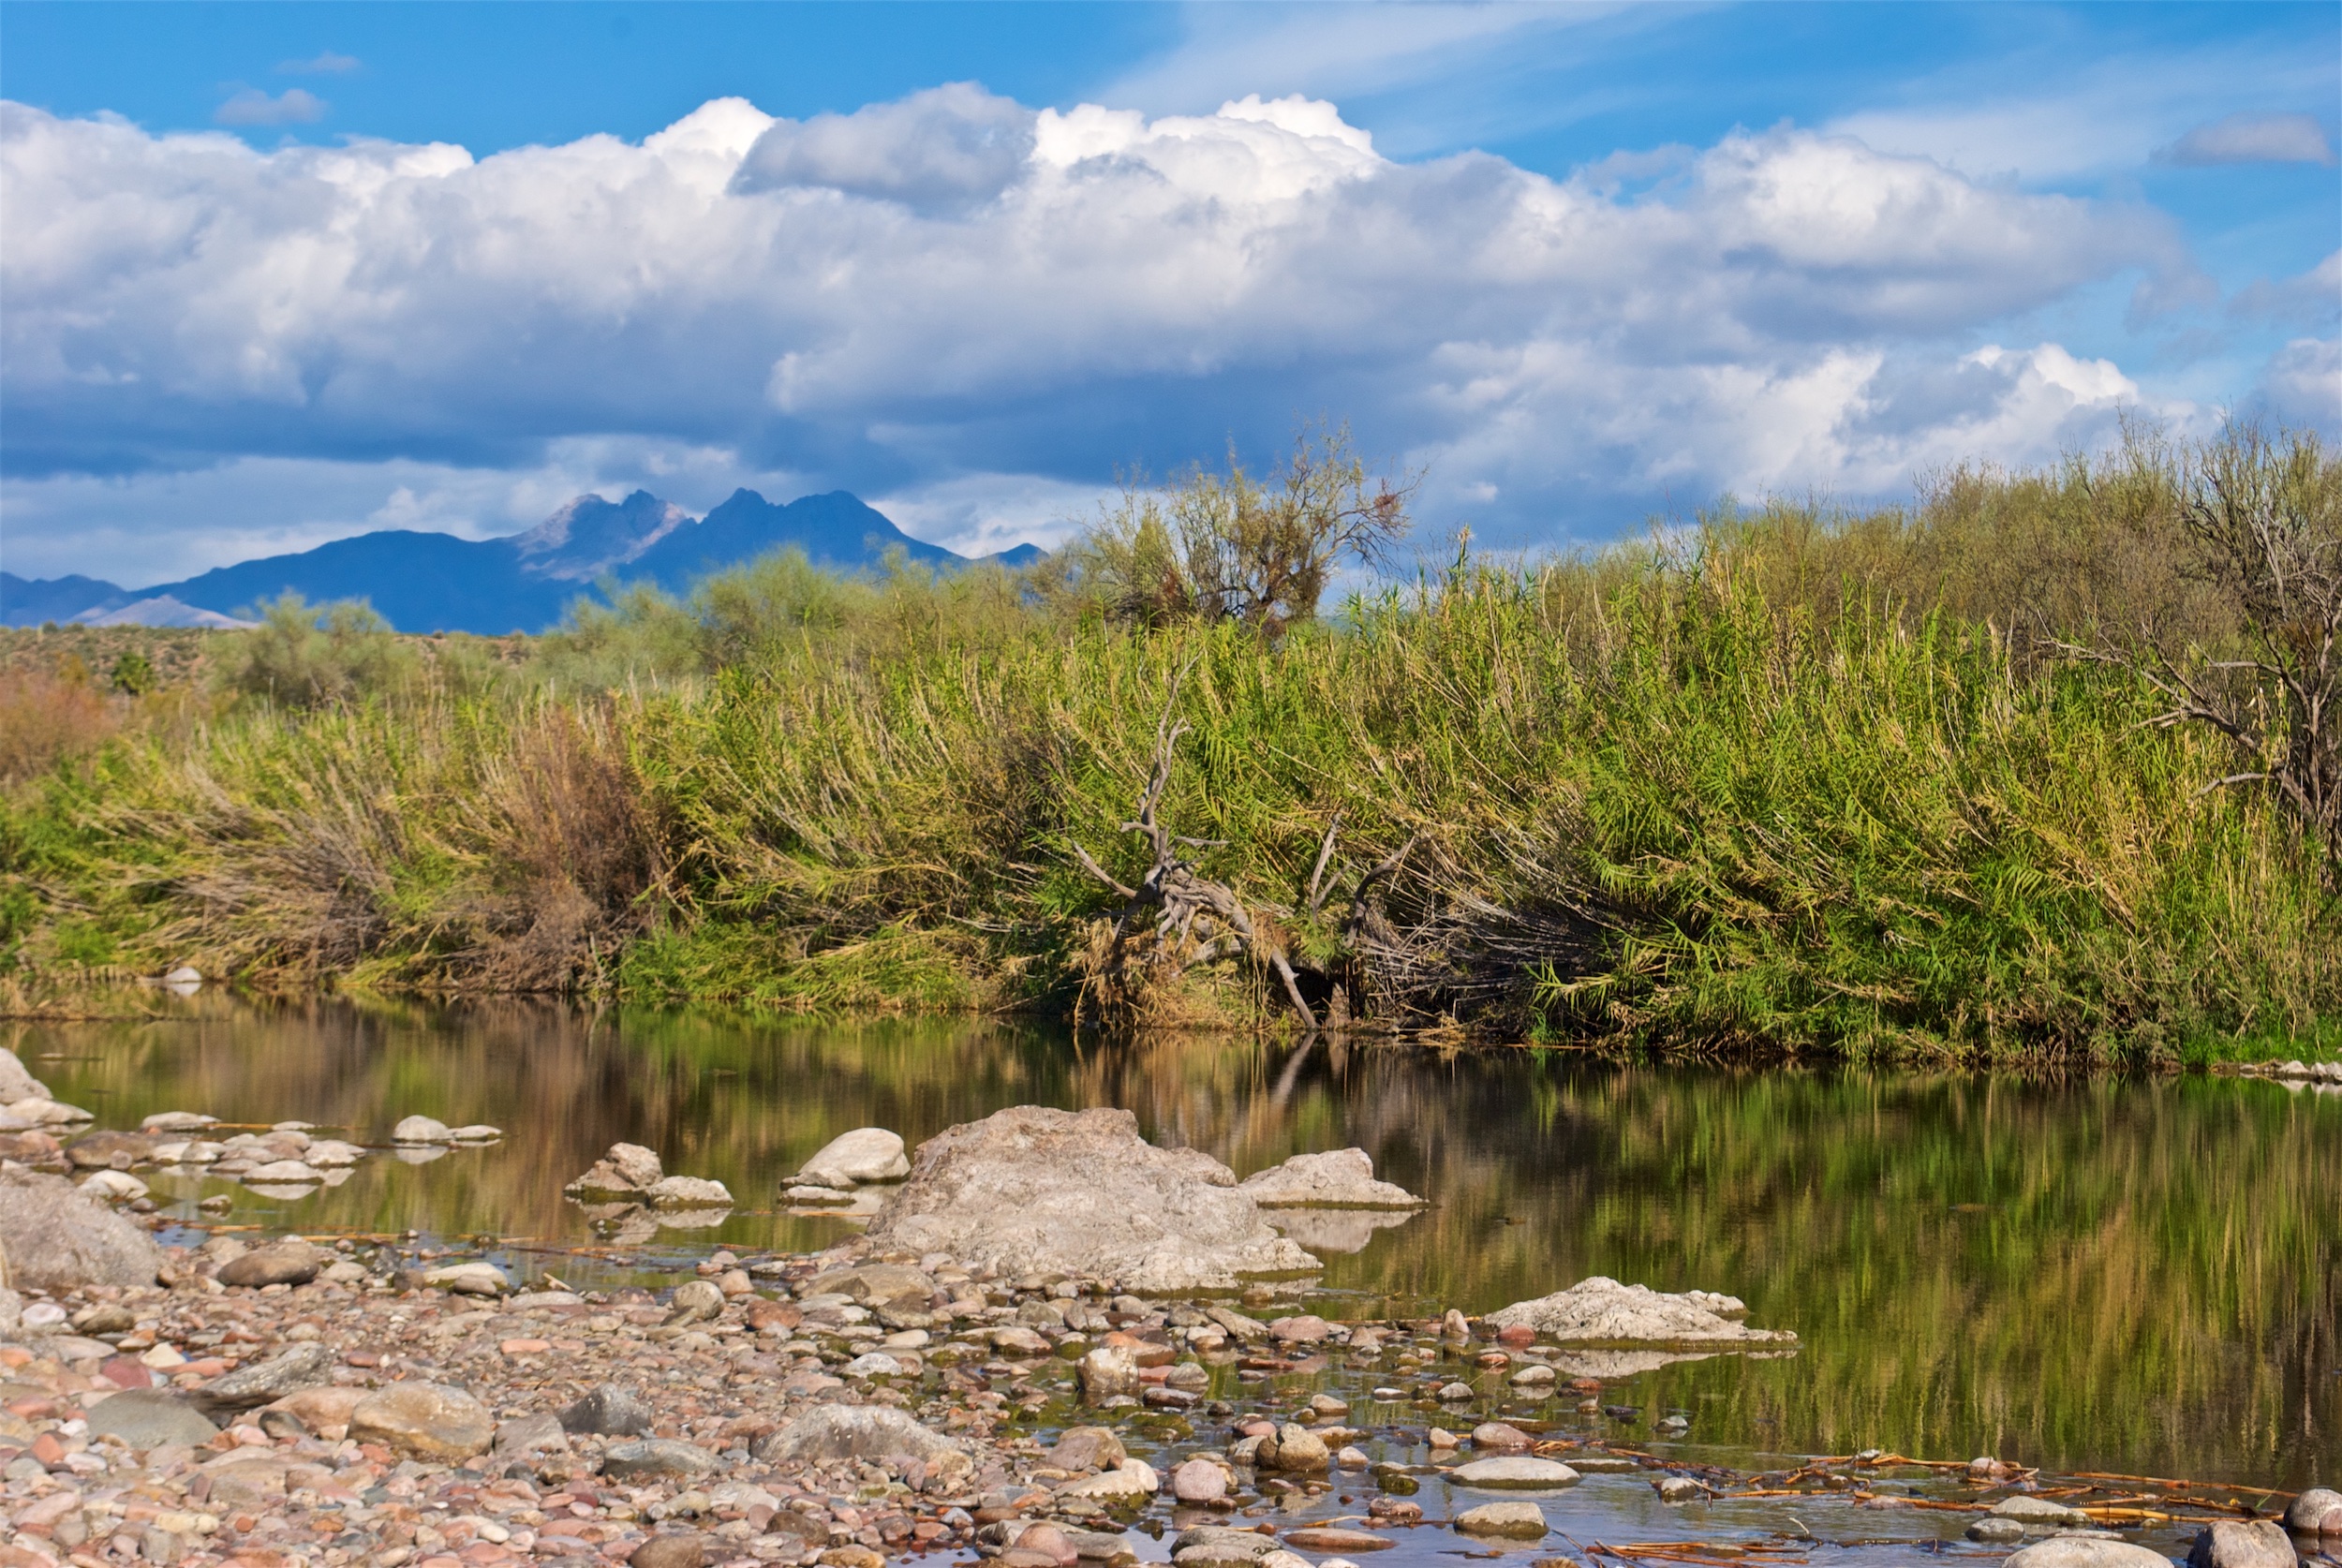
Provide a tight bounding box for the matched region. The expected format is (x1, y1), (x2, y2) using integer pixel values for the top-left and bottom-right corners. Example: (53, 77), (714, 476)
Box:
(1265, 1207), (1420, 1255)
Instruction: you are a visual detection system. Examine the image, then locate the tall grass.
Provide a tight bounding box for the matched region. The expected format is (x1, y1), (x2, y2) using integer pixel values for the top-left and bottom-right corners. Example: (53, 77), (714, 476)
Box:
(2, 431), (2334, 1060)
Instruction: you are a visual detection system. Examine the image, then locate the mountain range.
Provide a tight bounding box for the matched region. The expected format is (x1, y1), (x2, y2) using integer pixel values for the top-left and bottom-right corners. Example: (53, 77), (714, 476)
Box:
(2, 489), (1042, 635)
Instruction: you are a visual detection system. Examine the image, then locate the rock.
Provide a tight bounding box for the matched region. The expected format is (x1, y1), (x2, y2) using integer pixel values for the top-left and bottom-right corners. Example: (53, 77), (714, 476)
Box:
(1967, 1520), (2027, 1544)
(603, 1438), (720, 1480)
(84, 1389), (219, 1449)
(1078, 1344), (1140, 1400)
(1238, 1148), (1424, 1208)
(860, 1105), (1318, 1292)
(261, 1386), (367, 1441)
(630, 1536), (708, 1568)
(423, 1261), (510, 1295)
(1509, 1364), (1558, 1388)
(1014, 1523), (1081, 1568)
(192, 1343), (337, 1414)
(1993, 1497), (2095, 1527)
(1486, 1277), (1793, 1345)
(1051, 1427), (1128, 1471)
(755, 1403), (969, 1466)
(794, 1128), (911, 1188)
(1470, 1422), (1533, 1450)
(80, 1169), (149, 1203)
(2288, 1488), (2342, 1532)
(559, 1383), (657, 1436)
(496, 1412), (571, 1456)
(844, 1352), (904, 1378)
(2187, 1521), (2294, 1568)
(1653, 1476), (1703, 1502)
(303, 1139), (365, 1166)
(141, 1111), (216, 1132)
(0, 1165), (167, 1290)
(1056, 1459), (1160, 1502)
(646, 1175), (734, 1207)
(806, 1263), (937, 1309)
(7, 1096), (93, 1125)
(785, 1185), (858, 1205)
(1280, 1531), (1392, 1554)
(449, 1124), (502, 1141)
(392, 1115), (452, 1143)
(1268, 1314), (1330, 1343)
(667, 1279), (725, 1323)
(66, 1131), (156, 1170)
(567, 1142), (666, 1195)
(244, 1160), (322, 1183)
(1999, 1545), (2175, 1568)
(1451, 1457), (1580, 1489)
(1256, 1423), (1329, 1471)
(217, 1240), (322, 1288)
(0, 1047), (49, 1102)
(1171, 1529), (1286, 1568)
(348, 1382), (495, 1461)
(1171, 1457), (1228, 1503)
(1453, 1501), (1548, 1540)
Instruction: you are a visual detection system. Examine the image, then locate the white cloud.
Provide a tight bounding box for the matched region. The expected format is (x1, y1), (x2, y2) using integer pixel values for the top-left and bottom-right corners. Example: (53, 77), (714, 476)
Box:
(2254, 338), (2341, 429)
(215, 87), (327, 126)
(277, 52), (361, 76)
(2157, 112), (2335, 167)
(2, 89), (2214, 570)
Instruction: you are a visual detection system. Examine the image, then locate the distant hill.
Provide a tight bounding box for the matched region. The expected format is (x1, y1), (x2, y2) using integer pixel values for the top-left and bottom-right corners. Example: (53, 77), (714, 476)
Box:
(2, 490), (1043, 634)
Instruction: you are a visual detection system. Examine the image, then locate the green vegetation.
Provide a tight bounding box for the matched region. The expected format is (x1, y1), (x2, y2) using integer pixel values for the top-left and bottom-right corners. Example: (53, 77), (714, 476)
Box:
(2, 423), (2335, 1063)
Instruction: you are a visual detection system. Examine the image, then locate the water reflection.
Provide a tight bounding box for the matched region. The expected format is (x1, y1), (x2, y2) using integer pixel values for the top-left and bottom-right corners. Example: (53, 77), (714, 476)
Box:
(8, 995), (2334, 1488)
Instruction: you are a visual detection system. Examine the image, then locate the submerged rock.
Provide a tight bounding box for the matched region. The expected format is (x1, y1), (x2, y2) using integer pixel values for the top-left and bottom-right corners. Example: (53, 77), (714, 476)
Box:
(861, 1105), (1317, 1292)
(1238, 1148), (1424, 1208)
(0, 1165), (166, 1290)
(1486, 1277), (1795, 1345)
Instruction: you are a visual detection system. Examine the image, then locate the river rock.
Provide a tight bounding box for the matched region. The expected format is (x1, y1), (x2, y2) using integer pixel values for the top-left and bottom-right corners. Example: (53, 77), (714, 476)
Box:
(667, 1279), (725, 1323)
(7, 1096), (93, 1125)
(644, 1175), (733, 1207)
(423, 1261), (510, 1295)
(1172, 1528), (1286, 1567)
(0, 1047), (49, 1102)
(1051, 1427), (1128, 1471)
(245, 1160), (322, 1184)
(2000, 1545), (2174, 1568)
(1280, 1530), (1392, 1554)
(1451, 1457), (1580, 1489)
(66, 1130), (156, 1170)
(0, 1165), (167, 1290)
(567, 1142), (665, 1195)
(1171, 1457), (1228, 1503)
(1256, 1423), (1330, 1471)
(192, 1343), (337, 1415)
(262, 1386), (367, 1440)
(755, 1403), (969, 1465)
(1486, 1277), (1794, 1345)
(1994, 1497), (2095, 1527)
(1470, 1421), (1533, 1449)
(631, 1536), (707, 1568)
(84, 1389), (219, 1449)
(2186, 1521), (2294, 1568)
(559, 1383), (656, 1436)
(806, 1263), (936, 1309)
(348, 1382), (494, 1460)
(1056, 1458), (1160, 1501)
(1453, 1501), (1548, 1539)
(81, 1169), (148, 1202)
(217, 1239), (322, 1288)
(303, 1139), (365, 1166)
(141, 1111), (216, 1132)
(496, 1412), (571, 1457)
(794, 1128), (911, 1188)
(603, 1438), (719, 1480)
(392, 1115), (453, 1143)
(1238, 1148), (1424, 1208)
(2288, 1488), (2342, 1532)
(861, 1105), (1317, 1292)
(1078, 1344), (1140, 1400)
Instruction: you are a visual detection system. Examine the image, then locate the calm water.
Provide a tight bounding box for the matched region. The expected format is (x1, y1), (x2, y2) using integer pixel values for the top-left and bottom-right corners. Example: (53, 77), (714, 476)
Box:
(10, 995), (2337, 1503)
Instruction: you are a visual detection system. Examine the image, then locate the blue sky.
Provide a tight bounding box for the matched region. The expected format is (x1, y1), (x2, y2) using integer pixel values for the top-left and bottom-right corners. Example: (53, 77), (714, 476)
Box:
(3, 1), (2335, 584)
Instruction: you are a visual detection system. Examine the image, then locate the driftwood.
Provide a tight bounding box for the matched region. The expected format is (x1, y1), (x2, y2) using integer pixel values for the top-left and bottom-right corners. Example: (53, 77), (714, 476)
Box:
(1071, 690), (1321, 1028)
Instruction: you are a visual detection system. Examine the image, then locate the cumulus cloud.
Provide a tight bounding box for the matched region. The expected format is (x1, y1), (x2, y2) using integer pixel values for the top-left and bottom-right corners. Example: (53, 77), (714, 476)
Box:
(2254, 338), (2342, 429)
(214, 86), (327, 126)
(2155, 111), (2335, 167)
(2, 86), (2203, 562)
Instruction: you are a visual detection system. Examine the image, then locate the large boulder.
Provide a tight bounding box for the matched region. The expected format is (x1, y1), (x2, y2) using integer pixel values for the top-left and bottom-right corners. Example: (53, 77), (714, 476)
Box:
(1485, 1278), (1795, 1346)
(0, 1048), (49, 1102)
(0, 1165), (166, 1290)
(1238, 1149), (1423, 1208)
(793, 1128), (910, 1189)
(754, 1404), (968, 1467)
(862, 1106), (1318, 1292)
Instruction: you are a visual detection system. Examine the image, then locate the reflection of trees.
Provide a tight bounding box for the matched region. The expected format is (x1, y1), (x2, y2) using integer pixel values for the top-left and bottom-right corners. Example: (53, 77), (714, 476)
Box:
(11, 1004), (2334, 1487)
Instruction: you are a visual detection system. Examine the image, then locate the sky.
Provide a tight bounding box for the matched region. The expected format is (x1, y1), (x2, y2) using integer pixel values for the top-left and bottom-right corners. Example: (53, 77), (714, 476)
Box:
(2, 0), (2336, 586)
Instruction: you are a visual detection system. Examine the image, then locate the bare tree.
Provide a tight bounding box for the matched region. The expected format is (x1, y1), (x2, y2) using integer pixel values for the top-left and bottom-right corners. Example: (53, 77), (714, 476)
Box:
(2064, 424), (2341, 880)
(1067, 422), (1417, 637)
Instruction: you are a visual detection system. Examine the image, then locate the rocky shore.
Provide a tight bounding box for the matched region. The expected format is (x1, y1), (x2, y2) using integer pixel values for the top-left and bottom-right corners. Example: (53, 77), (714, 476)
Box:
(2, 1073), (2334, 1568)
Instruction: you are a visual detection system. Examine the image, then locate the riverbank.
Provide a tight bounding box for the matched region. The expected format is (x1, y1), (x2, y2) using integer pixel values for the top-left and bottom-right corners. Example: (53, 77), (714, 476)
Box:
(4, 433), (2336, 1065)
